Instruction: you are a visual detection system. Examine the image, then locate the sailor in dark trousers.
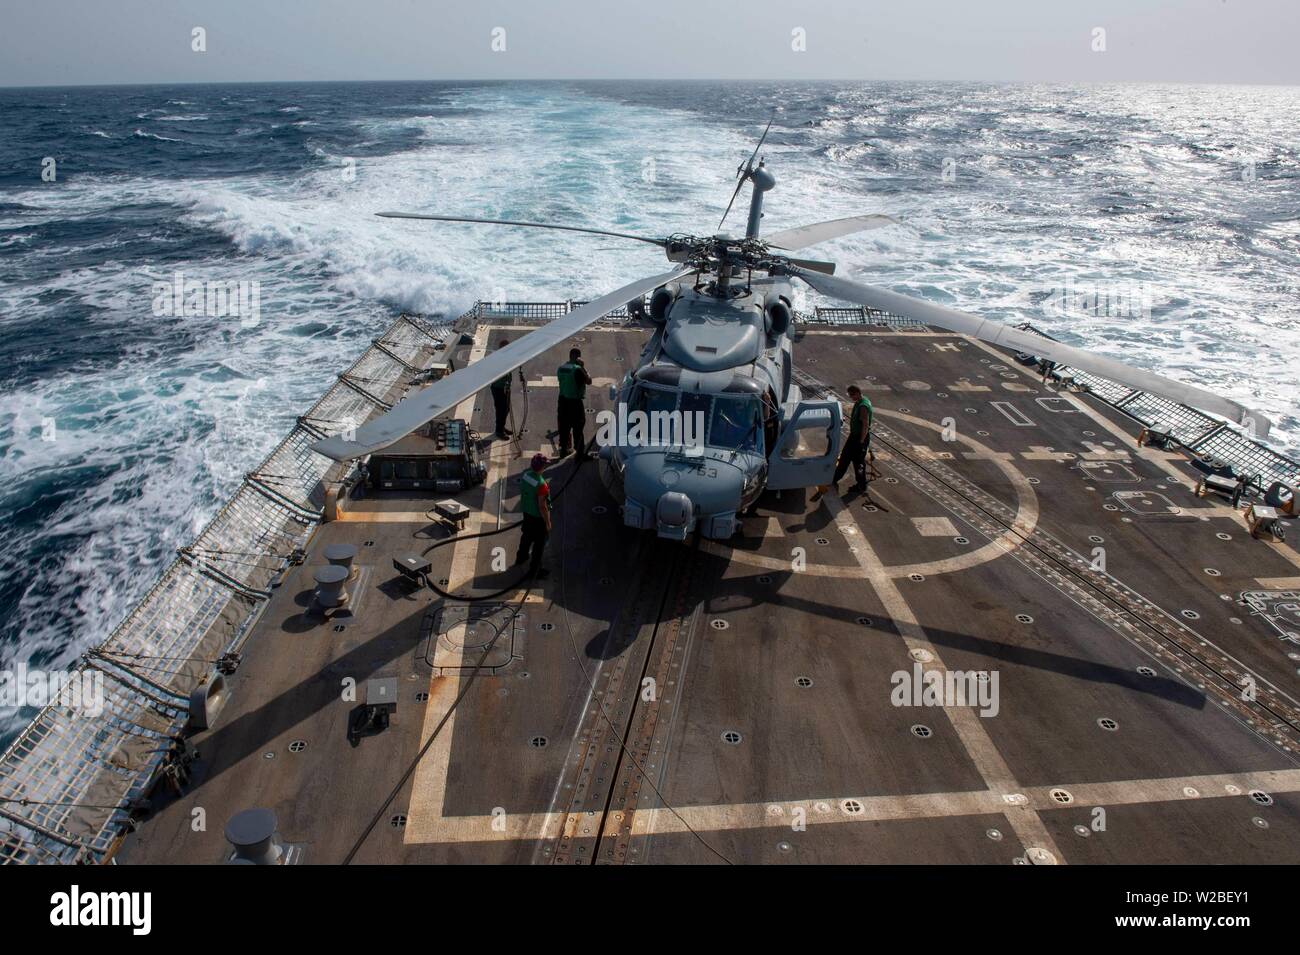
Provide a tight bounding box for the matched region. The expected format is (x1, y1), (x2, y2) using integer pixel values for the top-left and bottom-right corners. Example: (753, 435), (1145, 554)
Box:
(556, 348), (593, 459)
(515, 453), (552, 579)
(816, 384), (873, 498)
(490, 339), (512, 439)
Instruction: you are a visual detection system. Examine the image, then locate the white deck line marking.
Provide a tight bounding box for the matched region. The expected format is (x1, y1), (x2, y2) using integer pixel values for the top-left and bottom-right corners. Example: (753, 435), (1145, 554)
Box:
(965, 337), (1300, 574)
(406, 326), (568, 846)
(816, 490), (1064, 861)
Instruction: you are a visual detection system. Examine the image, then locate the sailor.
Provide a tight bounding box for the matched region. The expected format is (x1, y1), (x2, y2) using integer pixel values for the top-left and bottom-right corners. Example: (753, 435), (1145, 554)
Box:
(816, 384), (873, 498)
(515, 453), (552, 579)
(556, 347), (593, 459)
(490, 339), (513, 439)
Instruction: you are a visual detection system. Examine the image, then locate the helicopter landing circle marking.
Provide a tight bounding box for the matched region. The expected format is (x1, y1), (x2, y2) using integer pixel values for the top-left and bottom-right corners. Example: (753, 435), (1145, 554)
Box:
(708, 410), (1038, 581)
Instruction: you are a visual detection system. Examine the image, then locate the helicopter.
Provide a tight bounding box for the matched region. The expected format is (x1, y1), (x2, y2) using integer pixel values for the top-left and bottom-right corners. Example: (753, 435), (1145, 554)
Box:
(312, 122), (1271, 541)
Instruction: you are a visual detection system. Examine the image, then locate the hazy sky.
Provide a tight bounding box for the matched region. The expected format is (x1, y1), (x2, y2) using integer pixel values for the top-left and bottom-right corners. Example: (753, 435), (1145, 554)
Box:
(1, 0), (1297, 87)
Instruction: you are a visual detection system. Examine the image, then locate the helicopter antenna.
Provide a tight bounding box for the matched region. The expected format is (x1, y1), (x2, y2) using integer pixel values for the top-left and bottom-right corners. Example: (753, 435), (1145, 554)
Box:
(718, 114), (775, 233)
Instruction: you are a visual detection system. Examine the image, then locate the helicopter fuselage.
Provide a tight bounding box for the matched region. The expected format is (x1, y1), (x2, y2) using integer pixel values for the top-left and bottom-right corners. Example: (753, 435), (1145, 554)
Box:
(597, 272), (844, 540)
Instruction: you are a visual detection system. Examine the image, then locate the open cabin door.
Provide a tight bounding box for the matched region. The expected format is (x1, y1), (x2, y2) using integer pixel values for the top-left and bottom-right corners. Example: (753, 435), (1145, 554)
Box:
(766, 400), (843, 490)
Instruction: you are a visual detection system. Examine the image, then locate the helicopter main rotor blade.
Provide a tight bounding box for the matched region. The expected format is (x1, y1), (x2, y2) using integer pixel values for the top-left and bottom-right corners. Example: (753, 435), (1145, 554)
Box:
(789, 266), (1272, 438)
(311, 266), (696, 461)
(764, 214), (900, 251)
(718, 115), (775, 230)
(376, 212), (667, 248)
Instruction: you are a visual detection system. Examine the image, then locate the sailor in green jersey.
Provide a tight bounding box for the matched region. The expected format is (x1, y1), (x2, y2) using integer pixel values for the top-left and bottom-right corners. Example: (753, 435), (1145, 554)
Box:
(515, 453), (552, 578)
(490, 339), (513, 439)
(555, 347), (593, 459)
(818, 384), (873, 497)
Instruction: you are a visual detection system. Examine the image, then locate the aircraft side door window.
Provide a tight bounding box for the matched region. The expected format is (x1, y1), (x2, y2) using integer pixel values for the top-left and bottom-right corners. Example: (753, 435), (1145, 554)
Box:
(767, 401), (843, 491)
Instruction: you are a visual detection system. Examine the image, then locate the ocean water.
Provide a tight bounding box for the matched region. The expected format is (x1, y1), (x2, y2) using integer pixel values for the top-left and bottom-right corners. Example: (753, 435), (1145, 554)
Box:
(1, 80), (1298, 743)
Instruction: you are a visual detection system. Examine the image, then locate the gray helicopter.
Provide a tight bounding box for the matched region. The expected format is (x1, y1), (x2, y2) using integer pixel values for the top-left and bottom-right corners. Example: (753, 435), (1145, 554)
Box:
(313, 123), (1270, 541)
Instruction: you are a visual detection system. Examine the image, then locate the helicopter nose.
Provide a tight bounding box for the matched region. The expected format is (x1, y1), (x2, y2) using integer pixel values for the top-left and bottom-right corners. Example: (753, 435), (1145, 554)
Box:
(620, 452), (744, 540)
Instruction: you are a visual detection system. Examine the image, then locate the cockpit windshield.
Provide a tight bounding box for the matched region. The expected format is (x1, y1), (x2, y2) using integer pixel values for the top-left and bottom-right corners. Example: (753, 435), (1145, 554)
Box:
(627, 385), (762, 452)
(709, 394), (762, 452)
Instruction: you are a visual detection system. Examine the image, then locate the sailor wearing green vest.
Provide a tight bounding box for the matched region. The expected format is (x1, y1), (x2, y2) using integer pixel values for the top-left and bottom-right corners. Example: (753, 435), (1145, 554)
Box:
(556, 348), (593, 459)
(818, 384), (873, 497)
(490, 339), (513, 439)
(515, 453), (553, 578)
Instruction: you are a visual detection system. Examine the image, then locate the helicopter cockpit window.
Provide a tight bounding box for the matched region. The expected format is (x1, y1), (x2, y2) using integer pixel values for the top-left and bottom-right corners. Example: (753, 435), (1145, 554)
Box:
(779, 418), (831, 460)
(709, 395), (762, 452)
(632, 384), (681, 446)
(679, 392), (712, 447)
(632, 384), (677, 417)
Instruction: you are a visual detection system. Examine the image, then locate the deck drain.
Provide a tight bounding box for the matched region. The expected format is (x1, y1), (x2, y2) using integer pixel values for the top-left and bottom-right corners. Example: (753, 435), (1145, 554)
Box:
(986, 828), (1003, 841)
(857, 616), (874, 626)
(910, 648), (933, 663)
(864, 505), (879, 512)
(599, 577), (614, 585)
(1249, 790), (1273, 806)
(910, 724), (932, 739)
(776, 841), (792, 853)
(530, 736), (548, 748)
(592, 505), (607, 515)
(390, 814), (407, 828)
(757, 575), (772, 584)
(1014, 613), (1035, 625)
(1136, 666), (1156, 677)
(885, 477), (899, 485)
(1204, 568), (1221, 577)
(1088, 535), (1105, 544)
(1216, 532), (1232, 541)
(288, 740), (306, 753)
(710, 619), (730, 630)
(539, 622), (555, 631)
(815, 537), (830, 545)
(263, 752), (275, 760)
(954, 536), (969, 545)
(333, 624), (346, 633)
(795, 676), (814, 688)
(1073, 825), (1091, 837)
(1181, 609), (1200, 620)
(1253, 816), (1269, 829)
(364, 540), (375, 547)
(1103, 504), (1119, 511)
(415, 692), (429, 702)
(1097, 717), (1118, 732)
(841, 799), (863, 815)
(1183, 787), (1200, 798)
(1050, 788), (1074, 804)
(964, 407), (977, 414)
(909, 573), (925, 582)
(1028, 477), (1041, 485)
(721, 730), (743, 745)
(977, 430), (990, 436)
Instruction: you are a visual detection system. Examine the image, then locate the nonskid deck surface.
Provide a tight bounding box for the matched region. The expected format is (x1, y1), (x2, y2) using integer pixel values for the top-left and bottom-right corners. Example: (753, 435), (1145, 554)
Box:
(118, 324), (1300, 864)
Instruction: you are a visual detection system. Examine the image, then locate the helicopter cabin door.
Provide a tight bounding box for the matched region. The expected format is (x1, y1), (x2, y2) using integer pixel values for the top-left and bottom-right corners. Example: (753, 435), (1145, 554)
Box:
(766, 401), (843, 490)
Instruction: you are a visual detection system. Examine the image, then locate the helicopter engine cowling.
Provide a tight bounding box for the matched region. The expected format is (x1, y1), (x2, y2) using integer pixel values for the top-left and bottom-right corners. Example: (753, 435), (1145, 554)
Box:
(649, 284), (678, 324)
(763, 295), (793, 339)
